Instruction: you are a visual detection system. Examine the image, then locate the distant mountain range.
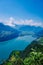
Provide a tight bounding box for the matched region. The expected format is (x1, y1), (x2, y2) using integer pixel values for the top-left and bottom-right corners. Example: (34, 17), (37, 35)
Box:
(16, 25), (43, 37)
(0, 23), (43, 42)
(15, 25), (43, 32)
(0, 23), (20, 42)
(35, 30), (43, 38)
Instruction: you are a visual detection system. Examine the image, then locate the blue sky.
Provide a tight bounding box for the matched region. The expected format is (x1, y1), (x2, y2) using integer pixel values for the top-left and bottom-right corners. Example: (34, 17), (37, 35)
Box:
(0, 0), (43, 27)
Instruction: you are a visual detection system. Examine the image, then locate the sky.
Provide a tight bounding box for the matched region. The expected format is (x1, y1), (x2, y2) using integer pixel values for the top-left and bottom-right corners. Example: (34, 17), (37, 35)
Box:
(0, 0), (43, 27)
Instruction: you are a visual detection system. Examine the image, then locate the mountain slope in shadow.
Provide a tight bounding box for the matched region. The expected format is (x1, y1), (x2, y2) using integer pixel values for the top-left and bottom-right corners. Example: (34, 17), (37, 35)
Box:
(0, 23), (20, 42)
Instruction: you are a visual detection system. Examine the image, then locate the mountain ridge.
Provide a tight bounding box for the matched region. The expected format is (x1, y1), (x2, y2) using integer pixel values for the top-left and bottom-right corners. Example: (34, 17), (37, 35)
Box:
(0, 23), (20, 42)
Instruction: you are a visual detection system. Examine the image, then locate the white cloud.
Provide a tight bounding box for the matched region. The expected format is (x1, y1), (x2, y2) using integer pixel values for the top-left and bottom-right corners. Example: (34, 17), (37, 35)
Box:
(5, 17), (15, 26)
(0, 17), (43, 27)
(0, 17), (15, 26)
(24, 19), (43, 27)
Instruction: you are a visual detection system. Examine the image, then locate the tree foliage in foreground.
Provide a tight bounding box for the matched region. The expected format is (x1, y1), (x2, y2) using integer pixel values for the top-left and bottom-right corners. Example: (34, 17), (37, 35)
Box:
(2, 51), (43, 65)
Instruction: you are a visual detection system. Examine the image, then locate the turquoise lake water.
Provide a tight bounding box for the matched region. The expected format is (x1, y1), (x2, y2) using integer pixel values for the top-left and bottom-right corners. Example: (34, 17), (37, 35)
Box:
(0, 35), (36, 63)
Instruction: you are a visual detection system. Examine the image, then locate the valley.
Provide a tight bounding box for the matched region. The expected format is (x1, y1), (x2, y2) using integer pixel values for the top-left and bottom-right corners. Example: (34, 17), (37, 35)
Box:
(1, 37), (43, 65)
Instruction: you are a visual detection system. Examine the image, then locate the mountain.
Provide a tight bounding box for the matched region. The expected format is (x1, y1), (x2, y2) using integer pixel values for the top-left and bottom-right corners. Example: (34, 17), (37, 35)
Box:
(35, 30), (43, 38)
(17, 25), (43, 33)
(0, 23), (20, 42)
(21, 38), (43, 58)
(0, 23), (43, 42)
(15, 25), (43, 36)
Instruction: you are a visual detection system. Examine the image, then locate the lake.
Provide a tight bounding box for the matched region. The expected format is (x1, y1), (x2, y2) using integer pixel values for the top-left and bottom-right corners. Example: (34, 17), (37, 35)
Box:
(0, 35), (36, 63)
